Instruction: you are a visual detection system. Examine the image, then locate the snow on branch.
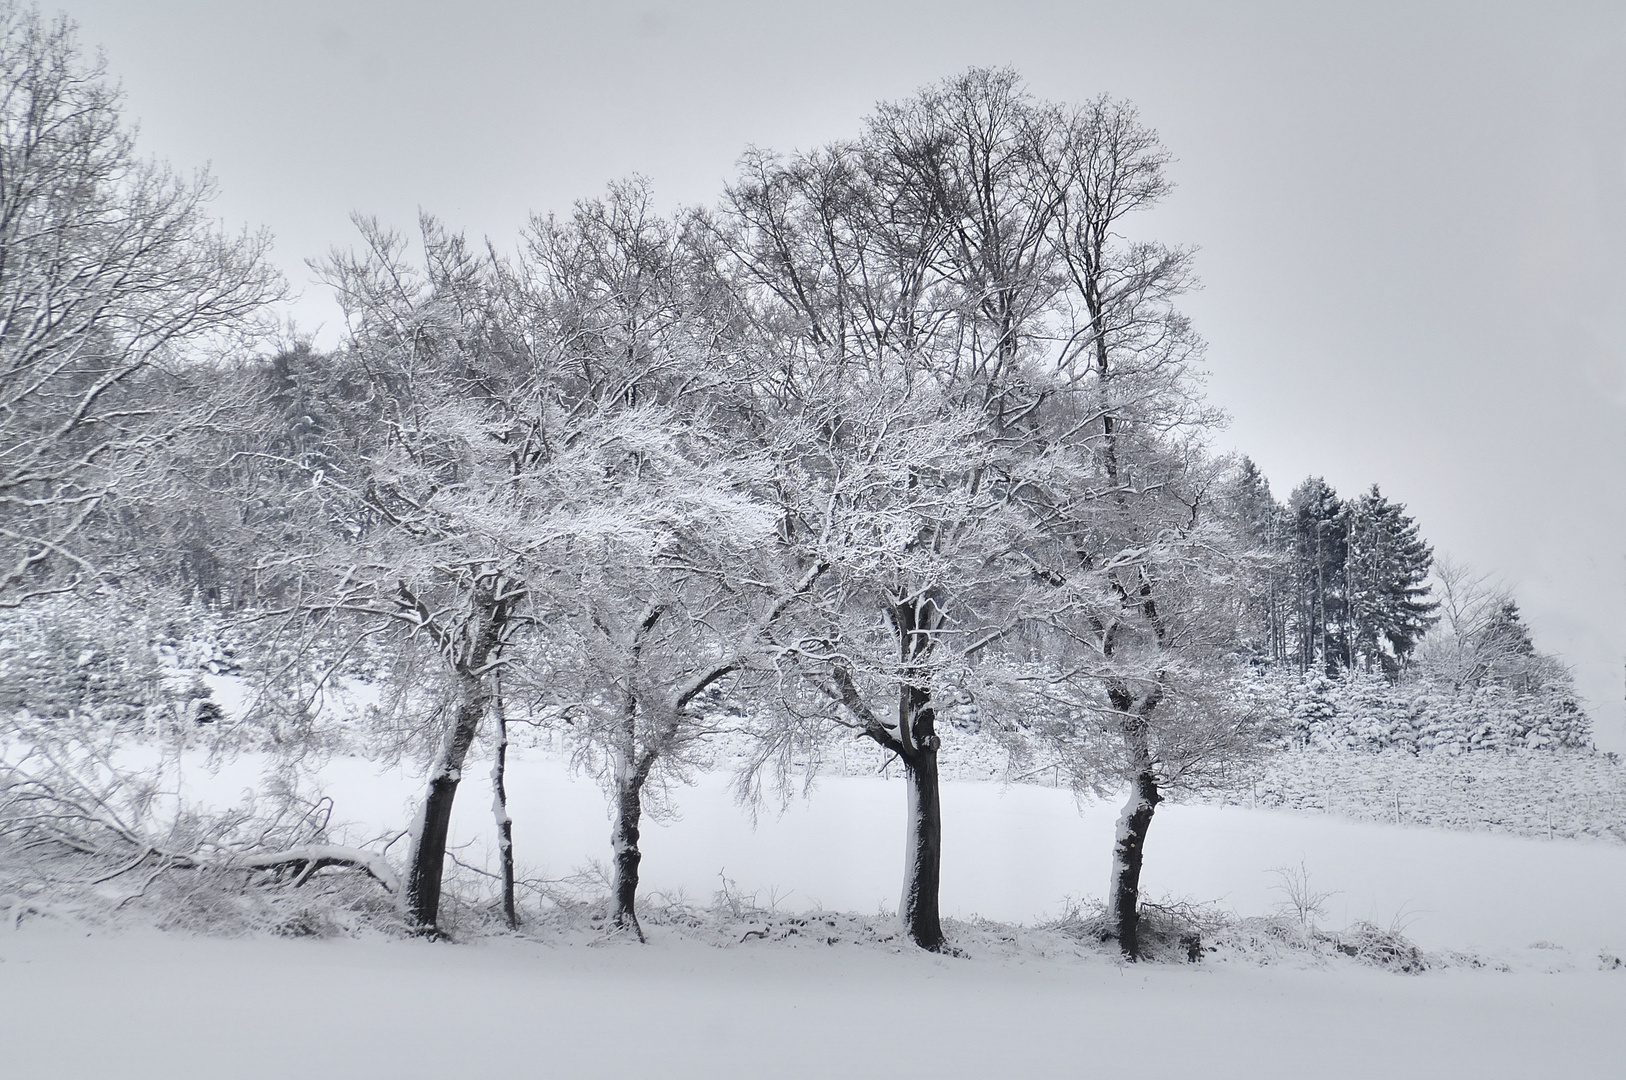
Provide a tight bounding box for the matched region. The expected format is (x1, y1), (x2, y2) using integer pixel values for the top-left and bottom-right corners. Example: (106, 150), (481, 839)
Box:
(235, 845), (401, 893)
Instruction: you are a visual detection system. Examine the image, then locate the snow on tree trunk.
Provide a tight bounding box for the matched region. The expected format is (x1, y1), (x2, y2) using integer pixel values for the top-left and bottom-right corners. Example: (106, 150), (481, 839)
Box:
(405, 675), (486, 932)
(1109, 766), (1162, 960)
(898, 683), (944, 952)
(491, 680), (517, 930)
(609, 771), (645, 942)
(399, 577), (515, 933)
(900, 745), (944, 951)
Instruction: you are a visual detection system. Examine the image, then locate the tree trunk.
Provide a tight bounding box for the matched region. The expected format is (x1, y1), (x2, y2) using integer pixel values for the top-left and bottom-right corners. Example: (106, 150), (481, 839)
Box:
(405, 675), (486, 932)
(900, 746), (944, 951)
(1109, 767), (1162, 960)
(898, 684), (944, 951)
(610, 773), (645, 941)
(491, 681), (517, 930)
(397, 575), (517, 934)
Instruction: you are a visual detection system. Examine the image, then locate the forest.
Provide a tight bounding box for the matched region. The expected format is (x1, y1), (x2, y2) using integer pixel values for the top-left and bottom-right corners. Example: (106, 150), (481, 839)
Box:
(0, 2), (1593, 969)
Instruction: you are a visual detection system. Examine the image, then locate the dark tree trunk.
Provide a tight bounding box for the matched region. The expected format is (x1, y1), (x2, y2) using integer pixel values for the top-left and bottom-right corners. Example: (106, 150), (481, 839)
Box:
(610, 775), (645, 941)
(900, 745), (943, 951)
(898, 683), (944, 951)
(405, 679), (486, 931)
(1109, 767), (1162, 960)
(397, 575), (519, 934)
(406, 772), (459, 931)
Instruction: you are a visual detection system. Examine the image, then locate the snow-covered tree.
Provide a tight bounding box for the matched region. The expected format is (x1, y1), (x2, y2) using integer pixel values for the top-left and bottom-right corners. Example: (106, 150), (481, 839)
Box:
(1219, 458), (1291, 663)
(288, 206), (778, 931)
(1412, 557), (1575, 704)
(1344, 485), (1436, 675)
(1016, 450), (1266, 958)
(504, 180), (828, 939)
(719, 70), (1255, 958)
(716, 72), (1071, 950)
(1287, 477), (1348, 673)
(998, 90), (1257, 960)
(746, 370), (1022, 953)
(0, 3), (282, 606)
(268, 217), (546, 930)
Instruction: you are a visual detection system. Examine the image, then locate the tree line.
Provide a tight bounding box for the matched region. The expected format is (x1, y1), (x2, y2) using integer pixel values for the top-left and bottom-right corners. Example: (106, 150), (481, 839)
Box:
(0, 3), (1586, 959)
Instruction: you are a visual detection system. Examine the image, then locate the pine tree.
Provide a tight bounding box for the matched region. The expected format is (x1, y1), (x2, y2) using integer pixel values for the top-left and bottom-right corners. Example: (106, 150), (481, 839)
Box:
(1345, 485), (1437, 676)
(1287, 478), (1347, 673)
(1480, 600), (1536, 657)
(1225, 458), (1291, 662)
(1468, 600), (1539, 690)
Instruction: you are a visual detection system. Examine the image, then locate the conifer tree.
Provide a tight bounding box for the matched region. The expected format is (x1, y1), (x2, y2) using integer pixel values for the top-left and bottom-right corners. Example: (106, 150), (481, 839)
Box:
(1224, 458), (1290, 662)
(1287, 477), (1347, 672)
(1463, 599), (1547, 692)
(1345, 485), (1436, 675)
(1480, 600), (1535, 657)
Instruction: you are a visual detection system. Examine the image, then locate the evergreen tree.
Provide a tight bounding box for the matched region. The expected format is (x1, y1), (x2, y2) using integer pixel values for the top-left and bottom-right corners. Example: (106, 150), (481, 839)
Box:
(1287, 477), (1347, 673)
(1223, 457), (1290, 662)
(1345, 485), (1437, 676)
(1468, 600), (1541, 691)
(1480, 600), (1536, 658)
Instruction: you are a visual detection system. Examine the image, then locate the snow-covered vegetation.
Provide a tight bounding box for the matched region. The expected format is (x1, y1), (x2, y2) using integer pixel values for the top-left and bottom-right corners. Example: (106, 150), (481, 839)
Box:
(1269, 669), (1590, 755)
(1224, 748), (1626, 842)
(2, 0), (1618, 1031)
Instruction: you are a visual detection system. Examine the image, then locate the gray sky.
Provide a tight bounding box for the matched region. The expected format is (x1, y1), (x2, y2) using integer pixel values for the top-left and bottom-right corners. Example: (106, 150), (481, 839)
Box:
(56, 0), (1626, 747)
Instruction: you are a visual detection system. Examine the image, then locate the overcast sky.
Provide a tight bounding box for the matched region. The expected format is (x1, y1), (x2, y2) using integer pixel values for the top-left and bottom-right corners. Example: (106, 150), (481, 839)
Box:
(53, 0), (1626, 747)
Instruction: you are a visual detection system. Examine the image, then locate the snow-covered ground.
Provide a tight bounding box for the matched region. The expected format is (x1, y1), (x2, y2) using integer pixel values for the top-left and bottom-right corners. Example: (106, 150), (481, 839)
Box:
(286, 750), (1626, 956)
(95, 743), (1626, 955)
(6, 745), (1626, 1077)
(4, 923), (1624, 1079)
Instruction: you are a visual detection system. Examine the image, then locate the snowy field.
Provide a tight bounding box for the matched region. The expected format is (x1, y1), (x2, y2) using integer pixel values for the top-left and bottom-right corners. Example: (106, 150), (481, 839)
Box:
(5, 926), (1625, 1080)
(5, 748), (1626, 1077)
(114, 743), (1626, 955)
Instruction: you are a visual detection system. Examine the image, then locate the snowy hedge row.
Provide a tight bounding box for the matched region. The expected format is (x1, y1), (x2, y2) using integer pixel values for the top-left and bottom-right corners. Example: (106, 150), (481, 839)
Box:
(1208, 747), (1626, 844)
(0, 595), (234, 733)
(0, 594), (395, 751)
(1241, 669), (1591, 755)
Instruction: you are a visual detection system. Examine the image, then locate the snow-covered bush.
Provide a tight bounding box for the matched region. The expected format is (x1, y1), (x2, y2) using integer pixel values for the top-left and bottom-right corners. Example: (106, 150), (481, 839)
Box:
(1330, 921), (1428, 972)
(0, 588), (406, 935)
(1172, 667), (1618, 843)
(0, 725), (403, 935)
(1252, 667), (1590, 756)
(0, 591), (238, 737)
(1206, 747), (1626, 843)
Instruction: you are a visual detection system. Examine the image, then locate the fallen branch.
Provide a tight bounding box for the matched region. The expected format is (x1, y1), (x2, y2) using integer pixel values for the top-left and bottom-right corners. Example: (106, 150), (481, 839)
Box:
(234, 845), (400, 894)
